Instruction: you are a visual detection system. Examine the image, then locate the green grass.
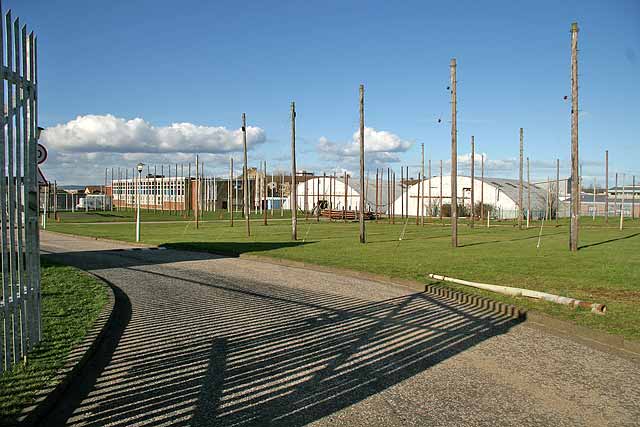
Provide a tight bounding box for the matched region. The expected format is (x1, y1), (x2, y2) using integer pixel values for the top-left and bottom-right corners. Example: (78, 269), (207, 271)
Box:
(45, 214), (640, 342)
(0, 260), (109, 423)
(49, 209), (292, 223)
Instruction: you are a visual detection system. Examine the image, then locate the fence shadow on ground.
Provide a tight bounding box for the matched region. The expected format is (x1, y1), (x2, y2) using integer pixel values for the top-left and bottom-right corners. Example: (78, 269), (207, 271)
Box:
(39, 245), (523, 427)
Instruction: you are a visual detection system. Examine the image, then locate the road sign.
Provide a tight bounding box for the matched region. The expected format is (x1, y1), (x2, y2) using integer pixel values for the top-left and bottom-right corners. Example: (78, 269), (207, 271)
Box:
(38, 167), (47, 185)
(37, 143), (47, 164)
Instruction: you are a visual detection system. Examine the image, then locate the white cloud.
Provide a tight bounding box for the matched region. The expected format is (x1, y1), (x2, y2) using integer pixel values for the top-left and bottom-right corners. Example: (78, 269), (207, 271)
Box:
(317, 127), (411, 164)
(41, 114), (266, 154)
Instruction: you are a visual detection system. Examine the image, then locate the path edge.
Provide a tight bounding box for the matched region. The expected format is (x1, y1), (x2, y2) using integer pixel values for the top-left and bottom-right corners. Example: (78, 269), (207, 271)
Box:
(14, 272), (116, 427)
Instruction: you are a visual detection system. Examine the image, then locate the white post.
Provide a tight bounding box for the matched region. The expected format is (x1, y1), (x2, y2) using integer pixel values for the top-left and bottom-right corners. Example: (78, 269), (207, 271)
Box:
(42, 185), (47, 229)
(132, 163), (144, 242)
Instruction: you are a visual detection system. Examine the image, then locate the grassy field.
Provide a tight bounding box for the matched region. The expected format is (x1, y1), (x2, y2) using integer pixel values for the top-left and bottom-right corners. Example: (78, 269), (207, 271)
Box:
(45, 213), (640, 341)
(0, 260), (109, 423)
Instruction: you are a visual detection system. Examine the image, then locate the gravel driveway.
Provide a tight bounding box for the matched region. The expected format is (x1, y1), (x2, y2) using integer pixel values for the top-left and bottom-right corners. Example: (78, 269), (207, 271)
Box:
(39, 231), (639, 427)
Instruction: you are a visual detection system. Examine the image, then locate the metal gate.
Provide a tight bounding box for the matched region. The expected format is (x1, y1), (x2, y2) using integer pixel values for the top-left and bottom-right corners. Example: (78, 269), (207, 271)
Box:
(1, 4), (41, 373)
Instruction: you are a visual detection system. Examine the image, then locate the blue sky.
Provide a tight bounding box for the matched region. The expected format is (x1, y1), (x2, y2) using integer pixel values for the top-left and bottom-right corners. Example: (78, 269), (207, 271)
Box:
(5, 0), (639, 185)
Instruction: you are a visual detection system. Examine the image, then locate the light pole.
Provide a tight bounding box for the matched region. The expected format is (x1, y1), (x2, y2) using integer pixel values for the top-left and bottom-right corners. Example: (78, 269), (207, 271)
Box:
(136, 162), (144, 242)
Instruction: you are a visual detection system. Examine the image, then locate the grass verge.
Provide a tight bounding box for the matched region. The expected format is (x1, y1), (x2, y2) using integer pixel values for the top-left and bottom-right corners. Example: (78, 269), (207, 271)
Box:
(45, 215), (640, 342)
(0, 260), (109, 424)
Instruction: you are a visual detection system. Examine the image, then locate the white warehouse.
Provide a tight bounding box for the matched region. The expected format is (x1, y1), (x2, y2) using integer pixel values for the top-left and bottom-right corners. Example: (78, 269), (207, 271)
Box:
(284, 175), (400, 214)
(394, 175), (550, 219)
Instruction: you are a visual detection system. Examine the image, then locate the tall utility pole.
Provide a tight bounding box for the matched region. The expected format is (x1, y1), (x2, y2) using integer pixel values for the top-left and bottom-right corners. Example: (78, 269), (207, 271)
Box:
(229, 157), (234, 227)
(570, 22), (580, 251)
(428, 158), (432, 221)
(375, 169), (379, 222)
(527, 157), (531, 228)
(405, 166), (409, 219)
(519, 128), (524, 230)
(439, 160), (443, 224)
(593, 177), (597, 220)
(605, 150), (609, 223)
(633, 175), (636, 220)
(620, 174), (625, 231)
(263, 160), (268, 226)
(195, 155), (199, 229)
(450, 58), (458, 247)
(481, 154), (485, 221)
(242, 113), (250, 236)
(556, 159), (560, 225)
(400, 167), (404, 219)
(615, 173), (618, 217)
(290, 102), (297, 240)
(387, 168), (391, 223)
(421, 143), (425, 226)
(359, 84), (366, 243)
(470, 136), (475, 227)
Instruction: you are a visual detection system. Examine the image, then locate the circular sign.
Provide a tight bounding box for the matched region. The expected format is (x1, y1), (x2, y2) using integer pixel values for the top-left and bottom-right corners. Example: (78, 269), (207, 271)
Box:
(37, 144), (47, 164)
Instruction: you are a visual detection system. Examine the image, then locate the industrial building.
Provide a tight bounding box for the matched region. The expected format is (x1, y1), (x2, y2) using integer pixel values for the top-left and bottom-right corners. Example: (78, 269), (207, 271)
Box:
(395, 176), (552, 219)
(284, 175), (401, 214)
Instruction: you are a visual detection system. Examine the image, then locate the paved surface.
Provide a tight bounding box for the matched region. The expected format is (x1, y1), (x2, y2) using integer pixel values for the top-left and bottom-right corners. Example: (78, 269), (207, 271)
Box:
(40, 232), (639, 427)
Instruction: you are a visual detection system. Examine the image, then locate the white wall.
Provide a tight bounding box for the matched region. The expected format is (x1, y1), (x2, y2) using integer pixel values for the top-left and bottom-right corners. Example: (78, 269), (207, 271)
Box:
(284, 177), (361, 211)
(393, 176), (519, 218)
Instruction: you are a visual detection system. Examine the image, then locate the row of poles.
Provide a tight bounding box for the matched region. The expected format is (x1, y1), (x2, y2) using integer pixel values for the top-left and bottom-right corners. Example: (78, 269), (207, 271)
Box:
(80, 23), (632, 250)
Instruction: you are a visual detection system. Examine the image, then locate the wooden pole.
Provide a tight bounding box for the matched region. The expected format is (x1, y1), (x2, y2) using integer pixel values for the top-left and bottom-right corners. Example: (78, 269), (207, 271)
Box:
(480, 154), (484, 221)
(281, 171), (284, 217)
(519, 128), (524, 230)
(392, 172), (396, 224)
(194, 156), (199, 228)
(375, 168), (379, 222)
(605, 150), (609, 223)
(633, 175), (636, 220)
(527, 156), (531, 228)
(620, 174), (625, 230)
(593, 176), (597, 221)
(387, 168), (391, 223)
(290, 102), (297, 240)
(569, 22), (580, 251)
(344, 172), (349, 221)
(615, 173), (618, 217)
(556, 158), (560, 224)
(242, 113), (250, 236)
(405, 166), (409, 219)
(450, 58), (458, 247)
(440, 159), (443, 224)
(400, 166), (404, 219)
(263, 161), (268, 225)
(330, 172), (335, 222)
(416, 171), (420, 224)
(471, 135), (475, 227)
(229, 157), (234, 226)
(428, 158), (432, 221)
(421, 143), (425, 225)
(316, 173), (320, 222)
(359, 84), (366, 243)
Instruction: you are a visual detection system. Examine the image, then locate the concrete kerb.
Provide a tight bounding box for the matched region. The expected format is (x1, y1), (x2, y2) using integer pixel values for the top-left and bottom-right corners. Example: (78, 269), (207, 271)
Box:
(14, 273), (116, 427)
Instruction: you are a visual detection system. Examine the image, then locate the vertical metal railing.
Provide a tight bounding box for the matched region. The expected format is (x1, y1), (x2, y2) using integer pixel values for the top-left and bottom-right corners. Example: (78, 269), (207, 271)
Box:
(1, 2), (40, 373)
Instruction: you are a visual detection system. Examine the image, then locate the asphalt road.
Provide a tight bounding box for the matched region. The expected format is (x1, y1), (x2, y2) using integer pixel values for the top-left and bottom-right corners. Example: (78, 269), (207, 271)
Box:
(40, 232), (639, 427)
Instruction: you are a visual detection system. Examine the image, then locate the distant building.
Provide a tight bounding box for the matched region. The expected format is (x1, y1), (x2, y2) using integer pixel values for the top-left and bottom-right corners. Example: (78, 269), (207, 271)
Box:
(397, 176), (553, 219)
